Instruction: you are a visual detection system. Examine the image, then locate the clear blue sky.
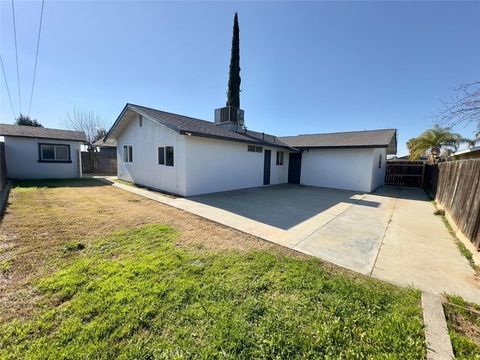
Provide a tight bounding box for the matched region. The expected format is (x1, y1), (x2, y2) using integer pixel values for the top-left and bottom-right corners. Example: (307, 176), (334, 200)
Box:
(1, 1), (479, 155)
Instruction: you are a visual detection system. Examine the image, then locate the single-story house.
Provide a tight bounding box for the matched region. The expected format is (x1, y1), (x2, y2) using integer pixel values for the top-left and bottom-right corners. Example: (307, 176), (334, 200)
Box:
(104, 103), (397, 196)
(0, 124), (86, 179)
(93, 136), (117, 154)
(452, 145), (480, 160)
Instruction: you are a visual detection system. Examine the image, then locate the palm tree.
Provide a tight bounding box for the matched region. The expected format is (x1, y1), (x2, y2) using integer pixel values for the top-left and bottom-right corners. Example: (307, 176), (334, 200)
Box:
(408, 125), (463, 162)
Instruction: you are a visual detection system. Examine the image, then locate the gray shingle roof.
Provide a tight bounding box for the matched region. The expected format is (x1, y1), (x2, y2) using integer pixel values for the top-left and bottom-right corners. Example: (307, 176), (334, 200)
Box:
(280, 129), (397, 154)
(0, 124), (86, 142)
(125, 104), (292, 149)
(106, 104), (397, 154)
(93, 136), (116, 147)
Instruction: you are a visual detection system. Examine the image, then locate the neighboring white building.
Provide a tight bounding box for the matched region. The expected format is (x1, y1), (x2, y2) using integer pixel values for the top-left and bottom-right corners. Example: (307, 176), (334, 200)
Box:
(104, 103), (397, 196)
(452, 145), (480, 160)
(0, 124), (86, 180)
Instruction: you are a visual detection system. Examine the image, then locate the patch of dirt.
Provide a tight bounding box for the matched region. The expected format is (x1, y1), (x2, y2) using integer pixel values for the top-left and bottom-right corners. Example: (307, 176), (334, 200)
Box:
(445, 302), (480, 346)
(0, 179), (311, 323)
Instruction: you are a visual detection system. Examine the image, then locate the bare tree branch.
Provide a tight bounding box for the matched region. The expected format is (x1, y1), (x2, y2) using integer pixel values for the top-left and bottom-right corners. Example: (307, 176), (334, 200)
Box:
(436, 82), (480, 132)
(63, 107), (109, 149)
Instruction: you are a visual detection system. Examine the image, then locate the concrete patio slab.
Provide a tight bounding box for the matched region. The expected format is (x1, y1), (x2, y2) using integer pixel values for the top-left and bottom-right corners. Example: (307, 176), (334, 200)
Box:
(294, 196), (396, 274)
(97, 177), (480, 303)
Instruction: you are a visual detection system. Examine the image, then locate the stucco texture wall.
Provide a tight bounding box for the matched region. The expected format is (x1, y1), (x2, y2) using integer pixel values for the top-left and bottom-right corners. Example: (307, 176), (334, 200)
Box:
(4, 137), (82, 179)
(183, 136), (289, 196)
(370, 148), (387, 191)
(116, 114), (187, 195)
(300, 148), (383, 192)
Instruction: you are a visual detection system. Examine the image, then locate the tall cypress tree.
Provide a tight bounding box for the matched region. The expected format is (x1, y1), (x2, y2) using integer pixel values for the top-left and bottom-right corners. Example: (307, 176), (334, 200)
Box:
(226, 13), (241, 109)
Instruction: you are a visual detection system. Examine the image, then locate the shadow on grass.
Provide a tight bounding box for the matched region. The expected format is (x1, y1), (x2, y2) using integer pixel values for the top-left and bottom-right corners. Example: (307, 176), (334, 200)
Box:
(12, 178), (110, 189)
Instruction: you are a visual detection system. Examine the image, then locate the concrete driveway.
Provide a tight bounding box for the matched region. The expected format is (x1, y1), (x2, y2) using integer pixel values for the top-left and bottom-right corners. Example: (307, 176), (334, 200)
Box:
(103, 179), (480, 303)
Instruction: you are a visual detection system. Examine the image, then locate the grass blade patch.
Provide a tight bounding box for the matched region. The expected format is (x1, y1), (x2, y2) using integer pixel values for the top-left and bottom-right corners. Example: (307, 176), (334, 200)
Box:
(0, 224), (425, 359)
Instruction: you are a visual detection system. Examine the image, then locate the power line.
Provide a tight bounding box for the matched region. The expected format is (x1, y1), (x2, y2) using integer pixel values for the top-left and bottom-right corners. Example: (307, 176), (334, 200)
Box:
(27, 0), (45, 117)
(11, 0), (21, 115)
(0, 53), (17, 121)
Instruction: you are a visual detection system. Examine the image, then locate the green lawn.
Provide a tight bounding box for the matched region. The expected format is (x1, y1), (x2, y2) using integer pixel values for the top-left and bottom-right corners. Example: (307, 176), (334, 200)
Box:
(1, 224), (425, 359)
(444, 295), (480, 359)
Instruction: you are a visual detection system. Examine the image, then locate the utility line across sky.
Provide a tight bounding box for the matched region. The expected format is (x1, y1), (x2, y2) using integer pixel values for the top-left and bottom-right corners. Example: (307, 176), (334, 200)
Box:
(27, 0), (45, 117)
(11, 0), (22, 115)
(0, 53), (17, 121)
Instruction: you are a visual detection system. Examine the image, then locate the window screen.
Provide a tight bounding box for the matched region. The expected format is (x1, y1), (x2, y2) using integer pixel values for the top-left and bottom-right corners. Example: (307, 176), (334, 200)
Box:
(165, 146), (174, 166)
(55, 146), (69, 161)
(276, 151), (284, 165)
(41, 145), (55, 160)
(158, 147), (165, 165)
(123, 145), (133, 162)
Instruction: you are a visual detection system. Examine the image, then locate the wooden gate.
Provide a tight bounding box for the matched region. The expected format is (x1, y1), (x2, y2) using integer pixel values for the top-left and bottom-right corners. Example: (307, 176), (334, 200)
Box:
(81, 151), (117, 175)
(385, 161), (425, 187)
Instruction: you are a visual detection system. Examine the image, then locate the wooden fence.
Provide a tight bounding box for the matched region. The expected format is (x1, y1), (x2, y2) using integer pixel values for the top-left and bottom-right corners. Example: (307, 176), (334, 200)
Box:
(0, 143), (7, 190)
(385, 161), (425, 187)
(81, 151), (117, 175)
(435, 159), (480, 250)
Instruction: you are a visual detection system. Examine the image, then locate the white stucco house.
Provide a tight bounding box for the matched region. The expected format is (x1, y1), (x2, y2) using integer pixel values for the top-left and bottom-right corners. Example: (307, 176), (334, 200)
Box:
(104, 103), (397, 196)
(0, 124), (86, 179)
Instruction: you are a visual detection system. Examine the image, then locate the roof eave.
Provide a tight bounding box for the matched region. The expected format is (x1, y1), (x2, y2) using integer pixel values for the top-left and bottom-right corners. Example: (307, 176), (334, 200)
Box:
(453, 147), (480, 156)
(241, 132), (294, 150)
(104, 104), (183, 144)
(1, 134), (86, 142)
(130, 105), (182, 133)
(180, 130), (298, 151)
(103, 104), (130, 143)
(293, 144), (389, 150)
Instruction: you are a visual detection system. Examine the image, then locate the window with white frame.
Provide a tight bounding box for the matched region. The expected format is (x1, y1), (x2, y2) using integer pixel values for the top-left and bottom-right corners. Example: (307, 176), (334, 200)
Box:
(139, 115), (143, 127)
(38, 143), (71, 162)
(123, 145), (133, 162)
(276, 151), (284, 165)
(378, 154), (382, 169)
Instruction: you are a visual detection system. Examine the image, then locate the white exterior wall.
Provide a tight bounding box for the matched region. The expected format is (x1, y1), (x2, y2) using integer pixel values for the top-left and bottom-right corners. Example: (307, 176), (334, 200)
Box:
(3, 136), (82, 179)
(300, 148), (380, 192)
(116, 114), (187, 195)
(183, 136), (289, 196)
(370, 148), (387, 191)
(270, 148), (289, 185)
